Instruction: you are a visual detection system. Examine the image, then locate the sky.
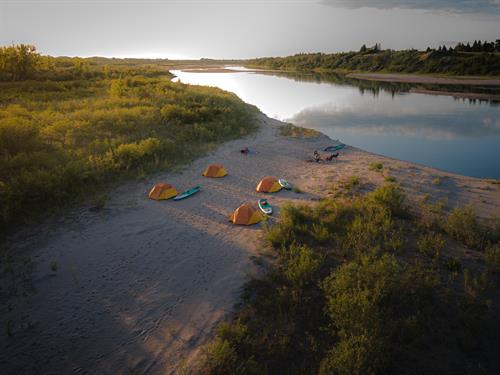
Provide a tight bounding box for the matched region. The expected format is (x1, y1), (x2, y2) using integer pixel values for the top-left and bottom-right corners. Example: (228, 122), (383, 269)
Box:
(1, 0), (499, 59)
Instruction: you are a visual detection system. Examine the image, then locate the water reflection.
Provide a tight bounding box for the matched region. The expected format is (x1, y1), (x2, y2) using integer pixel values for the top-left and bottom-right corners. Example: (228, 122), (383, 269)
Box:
(172, 69), (500, 178)
(292, 102), (500, 139)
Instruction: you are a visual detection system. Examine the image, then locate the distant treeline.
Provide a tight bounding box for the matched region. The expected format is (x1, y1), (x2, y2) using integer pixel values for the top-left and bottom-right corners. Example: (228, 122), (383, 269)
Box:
(246, 40), (500, 76)
(0, 45), (257, 232)
(0, 44), (176, 82)
(0, 44), (238, 82)
(452, 40), (500, 53)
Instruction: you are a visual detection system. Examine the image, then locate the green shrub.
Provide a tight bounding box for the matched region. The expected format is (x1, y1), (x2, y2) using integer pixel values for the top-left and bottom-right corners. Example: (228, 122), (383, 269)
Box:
(321, 254), (437, 374)
(367, 183), (406, 217)
(445, 206), (485, 250)
(485, 243), (500, 271)
(279, 123), (320, 138)
(443, 256), (462, 273)
(343, 176), (360, 192)
(417, 232), (446, 259)
(432, 176), (442, 186)
(202, 339), (239, 374)
(369, 162), (383, 172)
(283, 244), (322, 289)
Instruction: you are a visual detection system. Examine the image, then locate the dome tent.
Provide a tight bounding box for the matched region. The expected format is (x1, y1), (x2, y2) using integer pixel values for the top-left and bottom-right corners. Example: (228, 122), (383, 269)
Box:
(203, 164), (228, 178)
(256, 176), (282, 193)
(148, 183), (178, 200)
(230, 203), (263, 225)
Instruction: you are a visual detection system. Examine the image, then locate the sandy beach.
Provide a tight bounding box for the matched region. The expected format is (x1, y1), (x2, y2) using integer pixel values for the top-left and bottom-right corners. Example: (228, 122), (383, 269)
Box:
(1, 114), (499, 374)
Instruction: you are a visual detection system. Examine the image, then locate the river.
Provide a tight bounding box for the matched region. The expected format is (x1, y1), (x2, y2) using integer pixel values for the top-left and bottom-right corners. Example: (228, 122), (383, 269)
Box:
(172, 68), (500, 178)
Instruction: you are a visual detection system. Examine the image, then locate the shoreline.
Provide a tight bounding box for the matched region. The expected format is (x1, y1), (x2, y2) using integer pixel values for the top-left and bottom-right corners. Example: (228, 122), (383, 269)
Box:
(176, 66), (500, 101)
(1, 114), (499, 374)
(347, 72), (500, 86)
(409, 88), (500, 101)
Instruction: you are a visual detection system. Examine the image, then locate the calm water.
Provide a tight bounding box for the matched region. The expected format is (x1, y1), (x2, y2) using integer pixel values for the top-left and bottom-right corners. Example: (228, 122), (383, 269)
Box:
(172, 68), (500, 178)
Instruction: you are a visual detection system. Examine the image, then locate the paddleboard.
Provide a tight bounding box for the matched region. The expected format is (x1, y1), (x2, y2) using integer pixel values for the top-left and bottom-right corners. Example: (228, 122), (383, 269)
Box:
(173, 186), (201, 201)
(324, 144), (345, 152)
(258, 198), (273, 215)
(278, 178), (292, 190)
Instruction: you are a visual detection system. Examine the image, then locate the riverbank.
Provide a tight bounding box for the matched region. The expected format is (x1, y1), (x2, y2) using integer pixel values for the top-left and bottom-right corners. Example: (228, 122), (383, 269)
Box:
(410, 88), (500, 101)
(347, 72), (500, 86)
(1, 114), (499, 374)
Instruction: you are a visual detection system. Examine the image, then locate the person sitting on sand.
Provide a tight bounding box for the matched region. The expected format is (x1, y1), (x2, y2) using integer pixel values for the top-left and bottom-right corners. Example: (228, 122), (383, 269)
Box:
(313, 150), (321, 162)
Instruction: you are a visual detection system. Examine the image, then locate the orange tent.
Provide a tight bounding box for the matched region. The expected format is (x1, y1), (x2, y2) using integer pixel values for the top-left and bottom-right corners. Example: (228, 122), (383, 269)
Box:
(203, 164), (228, 178)
(148, 183), (178, 200)
(230, 203), (263, 225)
(256, 176), (282, 193)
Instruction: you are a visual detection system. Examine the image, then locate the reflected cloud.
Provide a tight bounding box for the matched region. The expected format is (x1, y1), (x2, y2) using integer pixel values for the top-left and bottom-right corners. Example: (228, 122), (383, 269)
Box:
(291, 104), (500, 140)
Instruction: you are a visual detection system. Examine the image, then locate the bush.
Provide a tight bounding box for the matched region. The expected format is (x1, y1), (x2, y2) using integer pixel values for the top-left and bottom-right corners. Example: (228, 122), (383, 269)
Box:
(417, 232), (446, 260)
(485, 243), (500, 271)
(321, 254), (437, 374)
(445, 206), (485, 250)
(369, 162), (383, 172)
(279, 123), (320, 138)
(444, 256), (462, 273)
(202, 339), (239, 374)
(367, 183), (406, 217)
(343, 176), (360, 192)
(283, 244), (322, 289)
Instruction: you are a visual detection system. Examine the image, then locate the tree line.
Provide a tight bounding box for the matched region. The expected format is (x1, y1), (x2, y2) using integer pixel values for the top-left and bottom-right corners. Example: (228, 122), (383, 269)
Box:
(246, 40), (500, 76)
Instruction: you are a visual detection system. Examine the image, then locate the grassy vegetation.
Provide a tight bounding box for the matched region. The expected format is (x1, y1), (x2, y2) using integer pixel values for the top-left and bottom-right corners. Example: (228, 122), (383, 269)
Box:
(246, 48), (500, 76)
(369, 162), (384, 172)
(432, 176), (442, 186)
(0, 46), (258, 233)
(279, 123), (320, 138)
(201, 184), (500, 374)
(344, 176), (360, 191)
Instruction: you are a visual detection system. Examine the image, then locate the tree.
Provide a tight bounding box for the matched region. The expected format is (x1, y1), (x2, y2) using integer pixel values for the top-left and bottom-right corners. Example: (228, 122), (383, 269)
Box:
(472, 40), (479, 52)
(360, 44), (367, 53)
(0, 44), (40, 81)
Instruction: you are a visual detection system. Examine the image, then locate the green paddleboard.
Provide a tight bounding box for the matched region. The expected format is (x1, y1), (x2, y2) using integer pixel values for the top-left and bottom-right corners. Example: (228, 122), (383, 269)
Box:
(173, 186), (201, 201)
(324, 144), (345, 152)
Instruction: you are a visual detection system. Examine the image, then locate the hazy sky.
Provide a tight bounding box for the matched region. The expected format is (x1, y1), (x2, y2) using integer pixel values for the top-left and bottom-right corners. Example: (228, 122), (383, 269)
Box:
(1, 0), (499, 59)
